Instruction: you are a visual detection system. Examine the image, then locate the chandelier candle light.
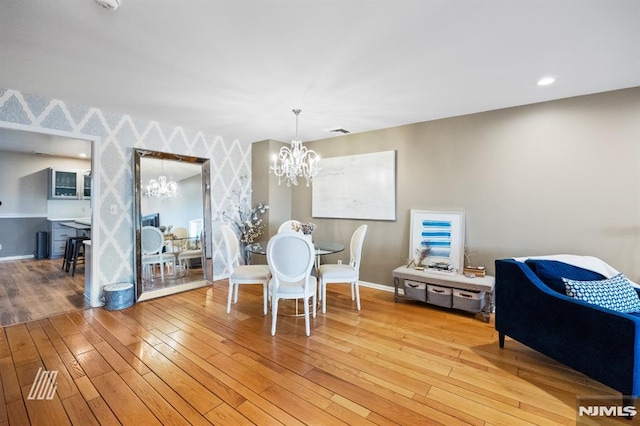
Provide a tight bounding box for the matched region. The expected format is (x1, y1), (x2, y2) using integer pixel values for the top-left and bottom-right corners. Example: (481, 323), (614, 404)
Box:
(270, 109), (320, 187)
(145, 160), (178, 199)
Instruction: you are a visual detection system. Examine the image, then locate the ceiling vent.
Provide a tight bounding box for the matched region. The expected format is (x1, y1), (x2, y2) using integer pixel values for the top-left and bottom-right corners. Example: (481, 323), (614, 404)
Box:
(32, 151), (54, 157)
(95, 0), (121, 11)
(327, 128), (351, 134)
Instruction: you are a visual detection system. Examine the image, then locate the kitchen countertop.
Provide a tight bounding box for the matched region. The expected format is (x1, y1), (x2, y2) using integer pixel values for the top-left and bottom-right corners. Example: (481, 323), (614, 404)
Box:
(60, 221), (91, 230)
(47, 217), (91, 222)
(49, 217), (92, 230)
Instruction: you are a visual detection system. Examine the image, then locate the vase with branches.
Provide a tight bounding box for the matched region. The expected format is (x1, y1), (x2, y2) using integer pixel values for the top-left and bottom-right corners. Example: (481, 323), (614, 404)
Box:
(219, 176), (269, 264)
(415, 246), (430, 267)
(464, 246), (477, 267)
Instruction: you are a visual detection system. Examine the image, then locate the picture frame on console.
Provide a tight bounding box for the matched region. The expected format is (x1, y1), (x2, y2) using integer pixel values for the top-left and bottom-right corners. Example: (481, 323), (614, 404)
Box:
(409, 209), (465, 273)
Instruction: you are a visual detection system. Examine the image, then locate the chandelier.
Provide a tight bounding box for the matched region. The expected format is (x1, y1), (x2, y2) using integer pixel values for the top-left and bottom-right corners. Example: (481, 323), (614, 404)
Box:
(270, 109), (320, 187)
(145, 161), (177, 199)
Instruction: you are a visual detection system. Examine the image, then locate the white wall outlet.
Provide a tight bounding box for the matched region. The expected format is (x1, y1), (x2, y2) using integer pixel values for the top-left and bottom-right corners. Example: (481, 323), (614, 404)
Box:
(110, 205), (117, 215)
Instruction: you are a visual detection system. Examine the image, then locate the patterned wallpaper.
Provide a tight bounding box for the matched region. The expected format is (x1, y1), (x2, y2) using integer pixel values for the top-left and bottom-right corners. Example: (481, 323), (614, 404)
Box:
(0, 87), (250, 293)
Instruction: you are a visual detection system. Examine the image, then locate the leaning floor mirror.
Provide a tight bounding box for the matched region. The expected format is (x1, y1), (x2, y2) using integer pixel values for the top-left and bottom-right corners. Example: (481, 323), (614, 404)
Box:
(133, 149), (213, 302)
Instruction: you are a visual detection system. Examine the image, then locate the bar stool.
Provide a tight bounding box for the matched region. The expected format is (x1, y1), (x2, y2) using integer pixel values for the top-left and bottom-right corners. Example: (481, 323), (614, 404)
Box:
(63, 237), (74, 272)
(63, 237), (90, 276)
(62, 237), (75, 271)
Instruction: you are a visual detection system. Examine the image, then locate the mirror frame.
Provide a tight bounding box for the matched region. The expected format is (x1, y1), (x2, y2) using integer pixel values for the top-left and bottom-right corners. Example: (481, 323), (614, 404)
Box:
(133, 148), (213, 302)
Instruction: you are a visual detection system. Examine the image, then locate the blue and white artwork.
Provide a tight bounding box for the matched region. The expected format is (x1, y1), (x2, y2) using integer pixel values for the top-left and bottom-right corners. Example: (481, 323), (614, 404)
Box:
(410, 210), (465, 272)
(420, 220), (452, 258)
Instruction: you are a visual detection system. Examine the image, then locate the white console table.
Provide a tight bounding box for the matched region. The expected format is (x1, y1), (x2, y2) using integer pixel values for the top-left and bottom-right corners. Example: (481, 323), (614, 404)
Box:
(392, 266), (495, 322)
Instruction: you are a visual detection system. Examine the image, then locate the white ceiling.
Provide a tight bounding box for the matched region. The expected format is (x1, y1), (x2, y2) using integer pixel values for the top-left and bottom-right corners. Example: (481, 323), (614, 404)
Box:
(140, 157), (202, 183)
(0, 0), (639, 148)
(0, 127), (92, 159)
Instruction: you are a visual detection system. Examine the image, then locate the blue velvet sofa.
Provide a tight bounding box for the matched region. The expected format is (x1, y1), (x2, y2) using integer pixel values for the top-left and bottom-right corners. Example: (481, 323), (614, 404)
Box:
(495, 258), (640, 401)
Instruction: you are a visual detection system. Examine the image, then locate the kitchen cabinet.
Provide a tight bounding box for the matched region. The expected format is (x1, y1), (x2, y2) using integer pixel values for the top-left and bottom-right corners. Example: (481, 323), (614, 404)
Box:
(48, 168), (91, 200)
(83, 172), (91, 199)
(48, 220), (91, 259)
(48, 220), (75, 259)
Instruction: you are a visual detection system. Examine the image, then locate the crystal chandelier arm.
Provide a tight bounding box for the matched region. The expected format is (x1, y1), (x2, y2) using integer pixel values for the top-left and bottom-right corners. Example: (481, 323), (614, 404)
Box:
(144, 172), (178, 199)
(268, 109), (320, 186)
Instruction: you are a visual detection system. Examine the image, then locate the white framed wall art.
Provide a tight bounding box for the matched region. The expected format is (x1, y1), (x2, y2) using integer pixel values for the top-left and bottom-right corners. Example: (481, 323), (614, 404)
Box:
(312, 150), (396, 220)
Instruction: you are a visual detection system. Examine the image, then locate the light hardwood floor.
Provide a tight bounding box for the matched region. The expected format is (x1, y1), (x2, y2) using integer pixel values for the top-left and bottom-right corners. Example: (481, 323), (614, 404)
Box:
(0, 273), (632, 425)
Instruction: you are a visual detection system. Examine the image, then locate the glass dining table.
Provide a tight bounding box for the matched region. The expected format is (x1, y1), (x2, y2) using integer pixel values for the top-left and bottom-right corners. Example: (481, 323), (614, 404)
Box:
(245, 240), (345, 316)
(246, 240), (345, 269)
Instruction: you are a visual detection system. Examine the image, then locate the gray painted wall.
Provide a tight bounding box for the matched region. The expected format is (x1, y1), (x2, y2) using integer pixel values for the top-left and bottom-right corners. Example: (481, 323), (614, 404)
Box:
(0, 150), (92, 257)
(279, 87), (640, 287)
(251, 139), (297, 266)
(251, 139), (292, 238)
(0, 218), (47, 257)
(0, 150), (90, 216)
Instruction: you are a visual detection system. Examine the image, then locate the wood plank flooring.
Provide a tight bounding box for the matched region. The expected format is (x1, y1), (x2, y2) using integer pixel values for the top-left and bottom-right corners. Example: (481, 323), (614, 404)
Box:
(0, 272), (633, 424)
(0, 258), (88, 327)
(0, 258), (204, 328)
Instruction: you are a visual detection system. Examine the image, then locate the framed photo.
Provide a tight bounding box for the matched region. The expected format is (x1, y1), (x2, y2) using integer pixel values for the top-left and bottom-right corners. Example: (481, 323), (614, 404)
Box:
(409, 209), (465, 272)
(312, 150), (396, 220)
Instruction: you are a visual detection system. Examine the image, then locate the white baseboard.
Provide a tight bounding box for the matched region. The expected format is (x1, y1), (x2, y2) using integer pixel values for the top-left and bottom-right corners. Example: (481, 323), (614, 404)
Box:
(359, 280), (396, 293)
(213, 276), (397, 293)
(0, 254), (35, 262)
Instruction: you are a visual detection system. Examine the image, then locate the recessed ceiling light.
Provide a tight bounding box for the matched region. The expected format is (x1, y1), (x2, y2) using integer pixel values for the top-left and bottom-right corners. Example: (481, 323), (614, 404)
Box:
(79, 153), (88, 158)
(537, 77), (556, 86)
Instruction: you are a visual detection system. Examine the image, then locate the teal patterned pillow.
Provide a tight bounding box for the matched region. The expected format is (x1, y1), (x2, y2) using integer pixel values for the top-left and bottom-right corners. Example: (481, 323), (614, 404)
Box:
(562, 274), (640, 313)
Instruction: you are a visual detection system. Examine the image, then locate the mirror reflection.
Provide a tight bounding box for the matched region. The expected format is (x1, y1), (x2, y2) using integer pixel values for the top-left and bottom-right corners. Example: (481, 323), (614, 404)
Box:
(134, 149), (212, 301)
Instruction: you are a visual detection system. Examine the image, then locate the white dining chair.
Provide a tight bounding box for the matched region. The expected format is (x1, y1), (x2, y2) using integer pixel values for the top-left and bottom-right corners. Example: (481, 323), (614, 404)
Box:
(318, 224), (368, 314)
(278, 220), (302, 233)
(169, 226), (189, 252)
(267, 231), (317, 336)
(221, 223), (271, 314)
(178, 248), (203, 272)
(141, 226), (176, 282)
